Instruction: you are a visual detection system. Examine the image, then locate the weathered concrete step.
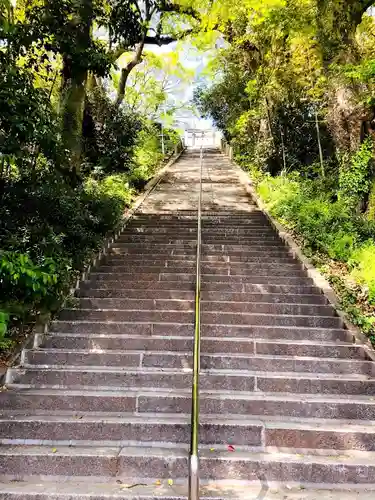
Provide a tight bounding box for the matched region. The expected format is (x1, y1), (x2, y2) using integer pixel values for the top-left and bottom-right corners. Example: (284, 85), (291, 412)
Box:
(77, 298), (194, 311)
(88, 273), (313, 285)
(58, 309), (340, 328)
(88, 272), (194, 282)
(41, 335), (360, 358)
(81, 280), (195, 291)
(120, 228), (277, 237)
(198, 448), (375, 483)
(126, 222), (271, 229)
(105, 254), (297, 264)
(77, 289), (194, 300)
(2, 387), (375, 419)
(141, 390), (375, 419)
(23, 350), (374, 376)
(202, 239), (285, 246)
(201, 292), (327, 304)
(3, 414), (375, 452)
(49, 321), (351, 342)
(39, 333), (366, 360)
(1, 444), (375, 484)
(203, 301), (335, 316)
(58, 309), (194, 323)
(112, 242), (287, 251)
(78, 289), (327, 304)
(111, 242), (196, 250)
(201, 282), (319, 293)
(97, 263), (302, 273)
(0, 414), (261, 447)
(0, 444), (188, 480)
(110, 246), (289, 256)
(81, 281), (317, 294)
(8, 367), (375, 395)
(0, 479), (373, 500)
(201, 243), (287, 252)
(264, 419), (375, 451)
(114, 238), (283, 246)
(110, 246), (197, 254)
(201, 312), (342, 328)
(96, 265), (195, 274)
(7, 368), (254, 392)
(115, 237), (198, 244)
(76, 298), (334, 317)
(123, 227), (279, 234)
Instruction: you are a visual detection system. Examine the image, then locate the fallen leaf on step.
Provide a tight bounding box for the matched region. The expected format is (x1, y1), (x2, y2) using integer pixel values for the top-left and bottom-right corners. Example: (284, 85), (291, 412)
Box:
(121, 483), (147, 489)
(155, 480), (162, 486)
(227, 445), (235, 452)
(210, 448), (215, 452)
(51, 448), (57, 453)
(168, 479), (174, 486)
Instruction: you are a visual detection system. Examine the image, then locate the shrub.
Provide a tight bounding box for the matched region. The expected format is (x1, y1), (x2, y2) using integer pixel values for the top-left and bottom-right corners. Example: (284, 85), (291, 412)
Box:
(256, 173), (375, 290)
(348, 243), (375, 304)
(338, 138), (374, 210)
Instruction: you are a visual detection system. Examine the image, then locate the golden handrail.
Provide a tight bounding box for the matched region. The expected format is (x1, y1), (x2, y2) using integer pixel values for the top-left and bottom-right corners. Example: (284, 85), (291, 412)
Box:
(189, 144), (204, 500)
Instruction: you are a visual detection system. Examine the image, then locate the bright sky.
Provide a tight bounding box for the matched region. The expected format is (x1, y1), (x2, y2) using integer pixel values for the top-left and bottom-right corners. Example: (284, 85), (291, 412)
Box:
(146, 41), (215, 131)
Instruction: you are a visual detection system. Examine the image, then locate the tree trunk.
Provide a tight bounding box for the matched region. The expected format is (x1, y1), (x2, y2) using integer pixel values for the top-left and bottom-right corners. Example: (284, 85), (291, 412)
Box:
(61, 66), (88, 182)
(367, 179), (375, 220)
(116, 39), (146, 108)
(315, 110), (325, 178)
(59, 0), (93, 182)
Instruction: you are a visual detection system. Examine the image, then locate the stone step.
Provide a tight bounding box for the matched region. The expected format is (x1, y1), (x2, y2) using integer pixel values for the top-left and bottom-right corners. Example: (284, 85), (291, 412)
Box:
(110, 246), (290, 256)
(122, 227), (277, 235)
(81, 280), (195, 291)
(111, 242), (286, 251)
(77, 289), (327, 304)
(7, 367), (252, 392)
(97, 263), (303, 274)
(201, 282), (319, 293)
(104, 254), (297, 264)
(8, 367), (375, 395)
(0, 480), (373, 500)
(1, 444), (375, 484)
(77, 298), (195, 311)
(77, 289), (195, 300)
(49, 321), (351, 342)
(90, 267), (307, 278)
(76, 298), (334, 317)
(42, 335), (359, 358)
(2, 414), (375, 453)
(88, 273), (314, 285)
(57, 309), (341, 328)
(58, 309), (195, 323)
(2, 387), (375, 419)
(80, 281), (318, 294)
(201, 312), (342, 328)
(0, 414), (261, 447)
(23, 350), (374, 376)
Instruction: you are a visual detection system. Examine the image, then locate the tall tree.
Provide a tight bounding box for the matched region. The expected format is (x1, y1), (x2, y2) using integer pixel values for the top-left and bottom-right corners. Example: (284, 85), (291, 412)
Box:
(111, 0), (202, 107)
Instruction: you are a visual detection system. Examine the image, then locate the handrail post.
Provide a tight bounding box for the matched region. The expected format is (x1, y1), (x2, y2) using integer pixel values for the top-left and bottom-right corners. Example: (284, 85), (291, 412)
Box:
(189, 143), (203, 500)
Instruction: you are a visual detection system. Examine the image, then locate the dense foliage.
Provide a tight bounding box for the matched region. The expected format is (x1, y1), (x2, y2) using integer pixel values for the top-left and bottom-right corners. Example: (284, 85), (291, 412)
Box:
(0, 0), (185, 351)
(194, 0), (375, 341)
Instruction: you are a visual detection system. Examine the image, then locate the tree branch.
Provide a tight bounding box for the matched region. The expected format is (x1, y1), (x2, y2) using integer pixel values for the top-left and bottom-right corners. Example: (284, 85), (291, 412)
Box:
(144, 30), (194, 45)
(115, 38), (146, 107)
(158, 0), (202, 22)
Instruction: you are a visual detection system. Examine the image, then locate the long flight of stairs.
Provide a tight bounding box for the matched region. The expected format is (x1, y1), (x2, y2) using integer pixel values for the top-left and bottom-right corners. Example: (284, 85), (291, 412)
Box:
(1, 149), (375, 498)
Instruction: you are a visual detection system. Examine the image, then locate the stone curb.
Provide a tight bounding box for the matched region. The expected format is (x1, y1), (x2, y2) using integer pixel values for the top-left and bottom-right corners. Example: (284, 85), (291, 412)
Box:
(2, 147), (185, 382)
(222, 147), (375, 362)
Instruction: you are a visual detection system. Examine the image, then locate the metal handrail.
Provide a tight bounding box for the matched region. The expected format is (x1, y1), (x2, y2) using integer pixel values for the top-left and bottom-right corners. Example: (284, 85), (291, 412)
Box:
(189, 144), (204, 500)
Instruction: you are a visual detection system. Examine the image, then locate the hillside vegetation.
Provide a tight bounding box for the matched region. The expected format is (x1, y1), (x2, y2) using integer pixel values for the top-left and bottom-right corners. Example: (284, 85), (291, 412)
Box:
(195, 0), (375, 342)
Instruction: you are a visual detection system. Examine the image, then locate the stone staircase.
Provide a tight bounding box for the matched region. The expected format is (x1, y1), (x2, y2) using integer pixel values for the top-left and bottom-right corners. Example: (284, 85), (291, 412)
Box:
(1, 149), (375, 498)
